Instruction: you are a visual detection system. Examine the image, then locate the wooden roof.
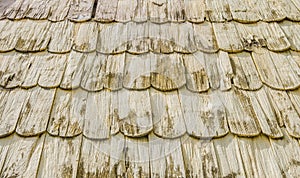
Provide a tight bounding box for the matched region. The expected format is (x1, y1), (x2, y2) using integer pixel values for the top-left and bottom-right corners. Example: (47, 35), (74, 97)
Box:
(0, 0), (300, 177)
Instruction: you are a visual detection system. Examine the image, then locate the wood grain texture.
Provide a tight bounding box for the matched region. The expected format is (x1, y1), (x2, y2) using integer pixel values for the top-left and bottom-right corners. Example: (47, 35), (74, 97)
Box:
(94, 0), (118, 22)
(213, 134), (246, 178)
(179, 88), (228, 138)
(78, 137), (111, 177)
(149, 23), (175, 53)
(279, 21), (300, 51)
(25, 0), (50, 19)
(213, 22), (243, 52)
(149, 134), (186, 177)
(0, 134), (45, 178)
(68, 0), (95, 22)
(150, 53), (186, 91)
(112, 89), (153, 137)
(126, 22), (150, 54)
(37, 135), (82, 178)
(183, 52), (209, 92)
(238, 136), (282, 177)
(184, 0), (205, 23)
(205, 0), (232, 22)
(193, 22), (218, 53)
(150, 89), (186, 138)
(38, 53), (67, 88)
(97, 23), (127, 54)
(48, 89), (87, 137)
(48, 20), (74, 53)
(174, 23), (197, 53)
(84, 90), (112, 139)
(230, 52), (262, 90)
(48, 0), (71, 21)
(0, 20), (19, 52)
(219, 90), (261, 137)
(109, 134), (126, 177)
(227, 0), (260, 23)
(123, 53), (151, 90)
(15, 20), (51, 52)
(181, 135), (219, 177)
(115, 0), (137, 22)
(80, 52), (104, 91)
(256, 0), (286, 22)
(73, 22), (98, 52)
(167, 0), (185, 22)
(205, 51), (233, 91)
(21, 54), (41, 88)
(60, 51), (86, 89)
(149, 0), (168, 23)
(266, 88), (300, 138)
(0, 0), (15, 19)
(282, 0), (300, 21)
(16, 87), (56, 136)
(0, 89), (28, 137)
(4, 0), (28, 19)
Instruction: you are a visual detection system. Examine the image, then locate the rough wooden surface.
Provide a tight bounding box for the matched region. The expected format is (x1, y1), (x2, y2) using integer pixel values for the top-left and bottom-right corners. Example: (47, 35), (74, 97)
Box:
(280, 21), (300, 51)
(94, 0), (118, 22)
(149, 0), (168, 23)
(227, 0), (260, 23)
(25, 0), (50, 20)
(68, 0), (95, 22)
(48, 0), (71, 21)
(184, 0), (205, 23)
(205, 0), (232, 22)
(73, 22), (98, 52)
(193, 22), (218, 53)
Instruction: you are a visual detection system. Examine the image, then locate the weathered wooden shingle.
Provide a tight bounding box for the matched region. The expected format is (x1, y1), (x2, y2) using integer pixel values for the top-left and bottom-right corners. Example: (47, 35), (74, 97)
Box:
(280, 21), (300, 51)
(0, 20), (19, 52)
(227, 0), (260, 23)
(94, 0), (118, 22)
(167, 0), (186, 22)
(205, 0), (232, 22)
(68, 0), (95, 22)
(48, 89), (87, 137)
(193, 22), (218, 53)
(73, 22), (98, 52)
(126, 22), (150, 54)
(149, 0), (168, 23)
(25, 0), (50, 20)
(184, 0), (205, 23)
(48, 0), (71, 21)
(3, 0), (28, 20)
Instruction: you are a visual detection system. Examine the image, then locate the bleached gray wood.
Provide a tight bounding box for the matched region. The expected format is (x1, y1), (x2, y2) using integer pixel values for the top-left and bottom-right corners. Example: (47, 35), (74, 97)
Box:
(167, 0), (185, 22)
(213, 134), (246, 178)
(184, 0), (205, 23)
(109, 134), (126, 177)
(0, 134), (11, 174)
(123, 53), (151, 90)
(252, 49), (300, 90)
(149, 134), (186, 177)
(60, 51), (85, 89)
(260, 22), (290, 52)
(80, 52), (104, 91)
(244, 88), (283, 138)
(149, 0), (168, 23)
(101, 53), (125, 90)
(16, 87), (56, 136)
(84, 90), (112, 139)
(151, 53), (186, 91)
(112, 89), (152, 137)
(279, 21), (300, 51)
(256, 0), (286, 22)
(132, 0), (148, 22)
(174, 23), (197, 53)
(193, 22), (218, 53)
(179, 88), (229, 138)
(25, 0), (50, 19)
(230, 52), (262, 90)
(0, 134), (45, 178)
(4, 0), (28, 19)
(290, 50), (300, 67)
(48, 20), (74, 53)
(219, 90), (261, 137)
(48, 89), (87, 137)
(183, 52), (209, 92)
(205, 0), (232, 22)
(289, 88), (300, 119)
(181, 136), (219, 177)
(68, 0), (94, 22)
(97, 23), (127, 54)
(0, 53), (27, 88)
(213, 22), (244, 52)
(149, 23), (175, 53)
(238, 136), (282, 178)
(73, 22), (98, 52)
(0, 1), (15, 19)
(266, 88), (300, 138)
(291, 0), (300, 18)
(115, 0), (136, 22)
(0, 20), (19, 51)
(38, 53), (67, 88)
(234, 22), (266, 51)
(204, 51), (233, 91)
(37, 135), (82, 178)
(78, 137), (111, 177)
(227, 0), (260, 23)
(0, 52), (12, 86)
(150, 89), (186, 138)
(15, 20), (51, 52)
(48, 0), (71, 21)
(21, 54), (41, 88)
(270, 129), (300, 177)
(126, 22), (150, 54)
(282, 0), (300, 21)
(94, 0), (118, 22)
(125, 137), (150, 177)
(0, 89), (28, 137)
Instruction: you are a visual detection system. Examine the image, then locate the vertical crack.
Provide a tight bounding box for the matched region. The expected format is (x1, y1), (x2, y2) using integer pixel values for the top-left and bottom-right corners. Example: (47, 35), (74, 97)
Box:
(91, 0), (98, 19)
